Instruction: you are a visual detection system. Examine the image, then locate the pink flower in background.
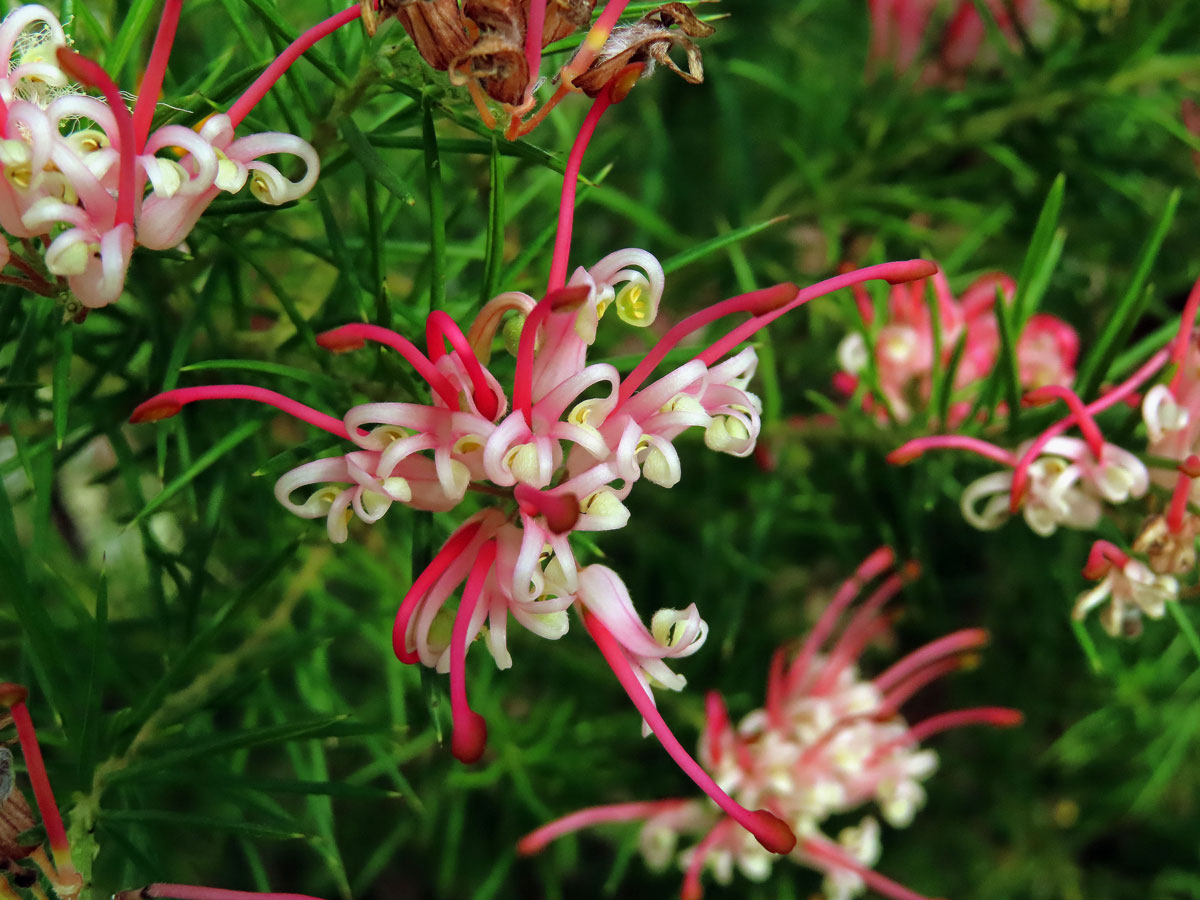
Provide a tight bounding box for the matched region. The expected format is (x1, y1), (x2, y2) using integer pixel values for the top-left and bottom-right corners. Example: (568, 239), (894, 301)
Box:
(835, 264), (1077, 425)
(518, 549), (1021, 900)
(867, 0), (1042, 85)
(0, 684), (328, 900)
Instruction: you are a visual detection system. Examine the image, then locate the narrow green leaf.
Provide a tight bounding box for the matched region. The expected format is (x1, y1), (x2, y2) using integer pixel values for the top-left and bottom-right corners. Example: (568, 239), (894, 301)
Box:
(662, 217), (786, 274)
(341, 117), (415, 206)
(239, 0), (347, 87)
(993, 288), (1023, 435)
(99, 809), (306, 841)
(104, 0), (158, 78)
(76, 567), (108, 783)
(481, 138), (506, 304)
(1075, 189), (1181, 396)
(52, 326), (72, 449)
(1012, 174), (1065, 328)
(130, 420), (261, 526)
(422, 97), (447, 313)
(108, 716), (362, 783)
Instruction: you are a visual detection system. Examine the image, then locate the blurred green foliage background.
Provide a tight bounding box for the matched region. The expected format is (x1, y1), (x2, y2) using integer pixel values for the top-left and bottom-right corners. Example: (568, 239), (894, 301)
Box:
(3, 1), (1200, 899)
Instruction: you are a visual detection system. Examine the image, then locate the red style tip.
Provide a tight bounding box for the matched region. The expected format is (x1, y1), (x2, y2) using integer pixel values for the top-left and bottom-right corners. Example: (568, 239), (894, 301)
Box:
(316, 328), (367, 353)
(1022, 387), (1056, 407)
(55, 47), (102, 87)
(514, 484), (581, 535)
(1180, 455), (1200, 479)
(451, 712), (488, 764)
(991, 709), (1025, 728)
(680, 883), (704, 900)
(886, 444), (923, 466)
(900, 560), (922, 581)
(130, 398), (183, 423)
(884, 260), (939, 285)
(746, 809), (796, 855)
(0, 682), (29, 707)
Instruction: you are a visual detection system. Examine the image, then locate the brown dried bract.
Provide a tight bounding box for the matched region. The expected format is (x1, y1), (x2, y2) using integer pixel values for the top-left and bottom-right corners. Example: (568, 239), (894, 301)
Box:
(371, 0), (472, 69)
(450, 0), (529, 105)
(0, 749), (36, 864)
(573, 2), (714, 97)
(542, 0), (597, 45)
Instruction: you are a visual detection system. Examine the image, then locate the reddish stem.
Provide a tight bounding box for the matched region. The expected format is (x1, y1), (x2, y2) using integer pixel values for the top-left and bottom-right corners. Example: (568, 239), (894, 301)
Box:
(517, 799), (690, 855)
(546, 85), (616, 293)
(512, 284), (591, 426)
(887, 435), (1018, 468)
(873, 707), (1024, 759)
(56, 49), (136, 227)
(615, 283), (799, 405)
(317, 323), (462, 411)
(392, 522), (483, 664)
(562, 0), (632, 82)
(702, 690), (730, 768)
(872, 629), (989, 694)
(132, 0), (182, 151)
(226, 5), (361, 128)
(787, 547), (896, 695)
(877, 656), (968, 717)
(424, 311), (500, 419)
(800, 837), (940, 900)
(811, 573), (907, 694)
(1009, 348), (1170, 511)
(581, 609), (796, 855)
(1024, 385), (1105, 460)
(129, 385), (351, 440)
(696, 260), (939, 367)
(450, 540), (497, 764)
(1170, 276), (1200, 391)
(680, 817), (735, 900)
(1167, 454), (1200, 533)
(2, 690), (72, 867)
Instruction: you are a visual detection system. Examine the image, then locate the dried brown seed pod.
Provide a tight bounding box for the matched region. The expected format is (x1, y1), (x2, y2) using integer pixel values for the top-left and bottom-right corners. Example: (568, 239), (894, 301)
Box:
(573, 2), (713, 97)
(370, 0), (472, 69)
(542, 0), (597, 45)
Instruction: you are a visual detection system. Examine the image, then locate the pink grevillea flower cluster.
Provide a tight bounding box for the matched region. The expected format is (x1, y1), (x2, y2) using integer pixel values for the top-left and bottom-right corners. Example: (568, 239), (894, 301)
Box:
(519, 549), (1021, 900)
(891, 278), (1200, 637)
(131, 65), (940, 863)
(0, 2), (346, 307)
(867, 0), (1043, 85)
(0, 683), (328, 900)
(835, 264), (1078, 425)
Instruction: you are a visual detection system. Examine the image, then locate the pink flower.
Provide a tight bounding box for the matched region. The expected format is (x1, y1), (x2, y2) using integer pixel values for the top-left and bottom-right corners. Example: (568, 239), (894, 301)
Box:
(867, 0), (1044, 85)
(518, 550), (1021, 900)
(0, 683), (329, 900)
(836, 265), (1077, 425)
(131, 69), (938, 856)
(0, 2), (348, 307)
(1074, 541), (1178, 637)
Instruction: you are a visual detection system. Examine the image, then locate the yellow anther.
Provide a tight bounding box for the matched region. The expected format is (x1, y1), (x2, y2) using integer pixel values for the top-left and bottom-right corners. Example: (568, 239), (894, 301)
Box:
(641, 445), (678, 488)
(704, 415), (751, 452)
(66, 130), (108, 155)
(660, 394), (707, 417)
(568, 398), (608, 427)
(368, 425), (411, 448)
(615, 283), (651, 325)
(503, 442), (542, 484)
(453, 434), (485, 454)
(381, 476), (411, 502)
(580, 490), (628, 524)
